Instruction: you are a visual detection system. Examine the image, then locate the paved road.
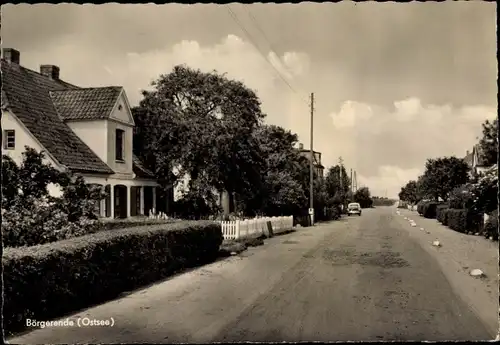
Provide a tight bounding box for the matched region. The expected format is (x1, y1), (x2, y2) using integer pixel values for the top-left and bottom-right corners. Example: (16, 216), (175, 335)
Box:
(8, 207), (495, 343)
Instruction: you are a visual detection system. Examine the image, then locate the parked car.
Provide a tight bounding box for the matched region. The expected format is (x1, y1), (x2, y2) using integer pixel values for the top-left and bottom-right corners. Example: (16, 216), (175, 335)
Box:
(347, 202), (362, 216)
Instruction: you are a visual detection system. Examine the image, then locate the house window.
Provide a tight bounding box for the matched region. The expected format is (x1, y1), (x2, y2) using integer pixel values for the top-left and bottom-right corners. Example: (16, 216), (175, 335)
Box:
(3, 130), (15, 149)
(115, 129), (125, 161)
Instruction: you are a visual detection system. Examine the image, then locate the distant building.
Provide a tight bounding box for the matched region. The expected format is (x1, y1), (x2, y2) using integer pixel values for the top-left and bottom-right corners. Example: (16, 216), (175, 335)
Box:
(297, 143), (324, 179)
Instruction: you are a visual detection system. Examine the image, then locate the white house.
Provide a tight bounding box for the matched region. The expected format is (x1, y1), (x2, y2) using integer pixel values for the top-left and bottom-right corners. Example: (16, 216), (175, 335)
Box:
(464, 145), (492, 177)
(1, 48), (159, 219)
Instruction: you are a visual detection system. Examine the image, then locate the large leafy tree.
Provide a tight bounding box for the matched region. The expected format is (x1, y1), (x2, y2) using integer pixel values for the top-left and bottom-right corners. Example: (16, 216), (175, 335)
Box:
(324, 164), (351, 206)
(353, 187), (373, 208)
(238, 125), (308, 217)
(132, 65), (266, 214)
(478, 118), (498, 167)
(398, 180), (419, 204)
(420, 157), (470, 201)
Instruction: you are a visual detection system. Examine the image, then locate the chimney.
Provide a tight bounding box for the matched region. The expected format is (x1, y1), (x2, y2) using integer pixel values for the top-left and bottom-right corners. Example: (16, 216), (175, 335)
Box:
(466, 150), (470, 156)
(298, 143), (304, 150)
(2, 48), (20, 64)
(40, 65), (60, 80)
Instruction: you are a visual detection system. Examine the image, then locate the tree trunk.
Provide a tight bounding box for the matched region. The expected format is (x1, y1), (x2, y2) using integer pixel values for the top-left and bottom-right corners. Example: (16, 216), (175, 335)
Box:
(220, 190), (231, 217)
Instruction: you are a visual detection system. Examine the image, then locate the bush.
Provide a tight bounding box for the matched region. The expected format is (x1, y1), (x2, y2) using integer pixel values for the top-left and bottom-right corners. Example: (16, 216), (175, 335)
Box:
(441, 208), (450, 226)
(2, 197), (103, 248)
(2, 148), (109, 247)
(447, 209), (468, 233)
(3, 221), (223, 336)
(422, 202), (439, 219)
(417, 200), (428, 215)
(324, 205), (341, 220)
(436, 204), (449, 223)
(449, 184), (475, 210)
(483, 210), (498, 240)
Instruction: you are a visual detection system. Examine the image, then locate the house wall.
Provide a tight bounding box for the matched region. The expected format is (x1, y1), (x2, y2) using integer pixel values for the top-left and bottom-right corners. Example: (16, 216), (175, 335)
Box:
(109, 93), (133, 124)
(106, 92), (134, 176)
(1, 110), (64, 197)
(107, 119), (133, 175)
(66, 120), (108, 163)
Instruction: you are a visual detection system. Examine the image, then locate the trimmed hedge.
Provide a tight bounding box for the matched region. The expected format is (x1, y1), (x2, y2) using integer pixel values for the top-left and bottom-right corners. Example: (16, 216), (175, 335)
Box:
(3, 221), (223, 336)
(422, 202), (439, 219)
(447, 209), (468, 233)
(446, 209), (483, 234)
(417, 201), (428, 215)
(436, 205), (449, 224)
(100, 217), (180, 231)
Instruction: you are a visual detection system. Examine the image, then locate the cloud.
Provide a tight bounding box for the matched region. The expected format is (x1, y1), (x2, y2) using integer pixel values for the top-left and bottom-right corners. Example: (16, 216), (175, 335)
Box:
(325, 98), (495, 197)
(118, 35), (311, 108)
(393, 97), (422, 122)
(329, 101), (374, 129)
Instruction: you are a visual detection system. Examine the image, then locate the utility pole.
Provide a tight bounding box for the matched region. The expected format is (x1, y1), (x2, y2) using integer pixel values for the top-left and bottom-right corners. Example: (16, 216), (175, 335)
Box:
(339, 157), (344, 209)
(350, 168), (353, 196)
(339, 157), (344, 191)
(309, 92), (314, 225)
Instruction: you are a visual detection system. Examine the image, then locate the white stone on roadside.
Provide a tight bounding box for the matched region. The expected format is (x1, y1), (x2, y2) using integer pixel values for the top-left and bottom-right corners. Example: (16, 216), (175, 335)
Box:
(470, 269), (484, 277)
(426, 230), (430, 234)
(230, 252), (237, 256)
(432, 240), (441, 247)
(404, 217), (408, 220)
(474, 233), (480, 236)
(490, 236), (494, 241)
(420, 227), (424, 231)
(410, 222), (416, 227)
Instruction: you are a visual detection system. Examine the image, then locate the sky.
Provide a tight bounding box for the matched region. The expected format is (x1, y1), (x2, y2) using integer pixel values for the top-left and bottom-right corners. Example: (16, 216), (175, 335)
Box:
(2, 3), (497, 198)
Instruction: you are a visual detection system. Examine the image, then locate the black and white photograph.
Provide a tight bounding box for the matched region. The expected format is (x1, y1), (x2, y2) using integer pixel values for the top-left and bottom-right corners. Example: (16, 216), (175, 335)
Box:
(1, 2), (498, 343)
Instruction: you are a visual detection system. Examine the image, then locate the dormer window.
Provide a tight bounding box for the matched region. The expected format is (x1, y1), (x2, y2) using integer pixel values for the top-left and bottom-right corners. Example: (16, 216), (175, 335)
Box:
(115, 129), (125, 162)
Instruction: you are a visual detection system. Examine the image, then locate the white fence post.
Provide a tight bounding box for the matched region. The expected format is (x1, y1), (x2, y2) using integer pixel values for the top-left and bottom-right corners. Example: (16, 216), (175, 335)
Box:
(235, 220), (241, 240)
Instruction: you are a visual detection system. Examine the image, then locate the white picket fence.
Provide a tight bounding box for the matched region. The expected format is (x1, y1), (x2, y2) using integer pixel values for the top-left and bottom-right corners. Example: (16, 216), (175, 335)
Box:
(221, 216), (294, 240)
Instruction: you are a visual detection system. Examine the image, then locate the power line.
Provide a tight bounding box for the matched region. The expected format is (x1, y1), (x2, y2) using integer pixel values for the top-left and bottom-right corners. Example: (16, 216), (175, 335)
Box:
(244, 8), (311, 105)
(225, 5), (309, 105)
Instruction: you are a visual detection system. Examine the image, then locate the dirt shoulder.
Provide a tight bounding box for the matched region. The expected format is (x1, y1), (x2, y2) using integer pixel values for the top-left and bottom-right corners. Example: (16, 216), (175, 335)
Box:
(395, 208), (499, 337)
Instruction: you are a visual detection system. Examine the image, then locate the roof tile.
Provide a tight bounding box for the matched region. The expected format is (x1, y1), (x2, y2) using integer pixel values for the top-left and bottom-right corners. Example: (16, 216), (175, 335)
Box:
(50, 87), (122, 120)
(133, 154), (155, 178)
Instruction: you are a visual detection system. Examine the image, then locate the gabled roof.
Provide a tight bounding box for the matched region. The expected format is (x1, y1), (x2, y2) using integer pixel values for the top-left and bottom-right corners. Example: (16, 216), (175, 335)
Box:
(2, 55), (155, 179)
(1, 59), (114, 174)
(133, 154), (155, 179)
(473, 144), (490, 167)
(50, 87), (122, 121)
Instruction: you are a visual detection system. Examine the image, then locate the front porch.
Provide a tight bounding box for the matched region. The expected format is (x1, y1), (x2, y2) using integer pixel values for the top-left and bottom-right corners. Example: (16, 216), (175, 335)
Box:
(88, 181), (158, 219)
